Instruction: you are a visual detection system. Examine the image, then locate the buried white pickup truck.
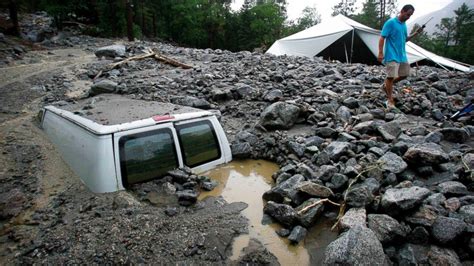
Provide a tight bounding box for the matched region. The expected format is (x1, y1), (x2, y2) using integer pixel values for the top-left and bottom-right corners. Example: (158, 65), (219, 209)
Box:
(40, 94), (232, 193)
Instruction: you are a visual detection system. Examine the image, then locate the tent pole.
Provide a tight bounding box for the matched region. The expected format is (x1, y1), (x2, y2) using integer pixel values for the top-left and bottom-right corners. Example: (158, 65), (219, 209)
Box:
(350, 29), (355, 64)
(344, 43), (349, 63)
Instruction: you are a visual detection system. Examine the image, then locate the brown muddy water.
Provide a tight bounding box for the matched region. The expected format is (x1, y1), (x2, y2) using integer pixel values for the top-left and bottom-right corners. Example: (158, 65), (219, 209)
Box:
(199, 159), (338, 266)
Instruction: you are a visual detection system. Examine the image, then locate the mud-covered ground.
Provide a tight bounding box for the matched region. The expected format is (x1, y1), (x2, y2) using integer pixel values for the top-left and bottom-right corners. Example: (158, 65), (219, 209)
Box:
(0, 40), (282, 265)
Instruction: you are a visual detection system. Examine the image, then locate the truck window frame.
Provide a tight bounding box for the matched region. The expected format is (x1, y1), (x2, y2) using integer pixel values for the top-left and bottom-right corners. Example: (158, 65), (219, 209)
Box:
(118, 127), (179, 187)
(175, 120), (222, 168)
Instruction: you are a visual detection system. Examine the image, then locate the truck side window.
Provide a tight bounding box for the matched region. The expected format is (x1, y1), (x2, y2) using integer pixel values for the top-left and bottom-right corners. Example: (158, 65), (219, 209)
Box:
(119, 128), (178, 186)
(176, 120), (221, 167)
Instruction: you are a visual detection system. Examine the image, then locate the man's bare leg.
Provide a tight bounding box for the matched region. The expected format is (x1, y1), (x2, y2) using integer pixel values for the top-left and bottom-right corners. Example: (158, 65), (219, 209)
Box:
(385, 78), (395, 107)
(393, 76), (406, 84)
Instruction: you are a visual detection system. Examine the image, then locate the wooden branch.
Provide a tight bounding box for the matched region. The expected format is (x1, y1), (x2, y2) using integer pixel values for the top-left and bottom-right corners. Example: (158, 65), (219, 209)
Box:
(297, 198), (341, 215)
(95, 48), (193, 80)
(109, 52), (155, 69)
(152, 49), (193, 69)
(330, 161), (385, 231)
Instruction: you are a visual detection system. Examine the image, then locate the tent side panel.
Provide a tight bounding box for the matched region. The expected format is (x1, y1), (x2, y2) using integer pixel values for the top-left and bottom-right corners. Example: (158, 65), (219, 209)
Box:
(266, 30), (350, 58)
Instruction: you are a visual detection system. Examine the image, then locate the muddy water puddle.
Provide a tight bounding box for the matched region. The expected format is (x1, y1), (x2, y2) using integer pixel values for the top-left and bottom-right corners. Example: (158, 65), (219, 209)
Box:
(199, 159), (338, 266)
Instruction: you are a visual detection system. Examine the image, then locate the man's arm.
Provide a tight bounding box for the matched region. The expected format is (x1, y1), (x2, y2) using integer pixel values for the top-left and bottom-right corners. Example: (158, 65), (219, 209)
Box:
(407, 27), (423, 42)
(378, 36), (385, 63)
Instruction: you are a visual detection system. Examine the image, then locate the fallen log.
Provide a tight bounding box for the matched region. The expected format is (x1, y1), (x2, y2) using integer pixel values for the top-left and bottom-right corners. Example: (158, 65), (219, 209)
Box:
(94, 48), (193, 79)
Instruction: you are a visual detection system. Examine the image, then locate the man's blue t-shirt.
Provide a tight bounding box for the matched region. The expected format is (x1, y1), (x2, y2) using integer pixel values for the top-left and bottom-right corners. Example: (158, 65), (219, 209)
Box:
(381, 17), (408, 63)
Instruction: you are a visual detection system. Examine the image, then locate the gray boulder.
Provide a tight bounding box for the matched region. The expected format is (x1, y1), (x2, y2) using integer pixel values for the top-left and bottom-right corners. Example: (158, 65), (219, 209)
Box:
(340, 208), (367, 231)
(90, 79), (117, 96)
(288, 225), (307, 244)
(403, 143), (449, 166)
(378, 152), (408, 174)
(427, 245), (461, 265)
(263, 201), (299, 227)
(324, 141), (351, 161)
(95, 44), (126, 58)
(263, 89), (283, 102)
(171, 96), (211, 109)
(324, 226), (387, 265)
(437, 181), (468, 196)
(263, 174), (305, 203)
(431, 216), (466, 244)
(368, 214), (407, 244)
(297, 181), (334, 198)
(381, 186), (431, 214)
(405, 205), (438, 227)
(259, 102), (300, 129)
(231, 142), (252, 159)
(176, 190), (199, 206)
(459, 204), (474, 224)
(296, 198), (325, 227)
(314, 165), (338, 182)
(376, 121), (402, 142)
(438, 127), (470, 143)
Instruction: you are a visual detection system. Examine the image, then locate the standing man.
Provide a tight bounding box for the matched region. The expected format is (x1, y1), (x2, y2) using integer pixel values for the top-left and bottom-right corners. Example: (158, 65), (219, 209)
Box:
(378, 4), (422, 109)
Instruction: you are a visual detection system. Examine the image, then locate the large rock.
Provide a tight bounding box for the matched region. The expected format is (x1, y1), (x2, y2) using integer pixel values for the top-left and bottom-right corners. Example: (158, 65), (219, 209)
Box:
(396, 244), (461, 265)
(438, 127), (470, 143)
(259, 102), (300, 129)
(345, 185), (374, 208)
(262, 174), (305, 203)
(381, 186), (431, 214)
(403, 143), (449, 166)
(171, 96), (211, 109)
(405, 205), (438, 227)
(90, 79), (117, 96)
(231, 142), (252, 159)
(288, 225), (307, 244)
(297, 181), (334, 198)
(176, 190), (199, 206)
(368, 214), (407, 244)
(340, 208), (367, 231)
(296, 198), (325, 227)
(378, 152), (408, 174)
(376, 121), (402, 142)
(313, 165), (338, 182)
(95, 44), (126, 58)
(324, 141), (351, 161)
(431, 216), (466, 244)
(324, 226), (387, 265)
(437, 181), (468, 196)
(263, 201), (299, 227)
(459, 204), (474, 224)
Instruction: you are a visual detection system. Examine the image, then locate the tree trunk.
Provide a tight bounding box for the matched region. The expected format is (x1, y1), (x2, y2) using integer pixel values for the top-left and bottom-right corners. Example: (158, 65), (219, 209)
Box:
(8, 0), (21, 36)
(126, 0), (134, 41)
(152, 13), (157, 37)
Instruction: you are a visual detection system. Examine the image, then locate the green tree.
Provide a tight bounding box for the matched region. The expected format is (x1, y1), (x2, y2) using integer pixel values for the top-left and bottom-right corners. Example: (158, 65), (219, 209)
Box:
(353, 0), (379, 29)
(331, 0), (356, 17)
(286, 6), (321, 34)
(409, 23), (435, 51)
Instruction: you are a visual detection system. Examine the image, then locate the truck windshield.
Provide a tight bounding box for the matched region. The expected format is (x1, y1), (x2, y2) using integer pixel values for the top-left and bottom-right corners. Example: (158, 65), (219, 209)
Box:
(119, 128), (178, 186)
(176, 120), (220, 167)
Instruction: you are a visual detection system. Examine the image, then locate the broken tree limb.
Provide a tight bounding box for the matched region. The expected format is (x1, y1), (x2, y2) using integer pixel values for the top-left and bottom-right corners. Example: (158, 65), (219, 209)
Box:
(297, 199), (341, 215)
(152, 48), (193, 69)
(109, 51), (155, 69)
(94, 48), (193, 80)
(330, 161), (385, 231)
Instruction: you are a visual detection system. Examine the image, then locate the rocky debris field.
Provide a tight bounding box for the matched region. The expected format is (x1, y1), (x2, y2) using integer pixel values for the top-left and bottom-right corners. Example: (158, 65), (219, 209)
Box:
(1, 25), (474, 265)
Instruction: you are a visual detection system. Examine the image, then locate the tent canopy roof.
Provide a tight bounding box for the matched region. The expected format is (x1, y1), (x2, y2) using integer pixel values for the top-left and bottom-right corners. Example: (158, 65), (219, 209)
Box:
(266, 14), (471, 72)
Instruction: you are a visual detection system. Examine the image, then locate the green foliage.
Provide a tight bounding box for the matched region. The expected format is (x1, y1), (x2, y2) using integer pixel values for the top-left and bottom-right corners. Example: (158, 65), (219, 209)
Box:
(332, 0), (356, 17)
(353, 0), (380, 29)
(409, 3), (474, 65)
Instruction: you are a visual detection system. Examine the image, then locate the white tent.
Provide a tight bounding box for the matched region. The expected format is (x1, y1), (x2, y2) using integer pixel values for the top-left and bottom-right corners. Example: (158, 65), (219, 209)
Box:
(266, 14), (471, 72)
